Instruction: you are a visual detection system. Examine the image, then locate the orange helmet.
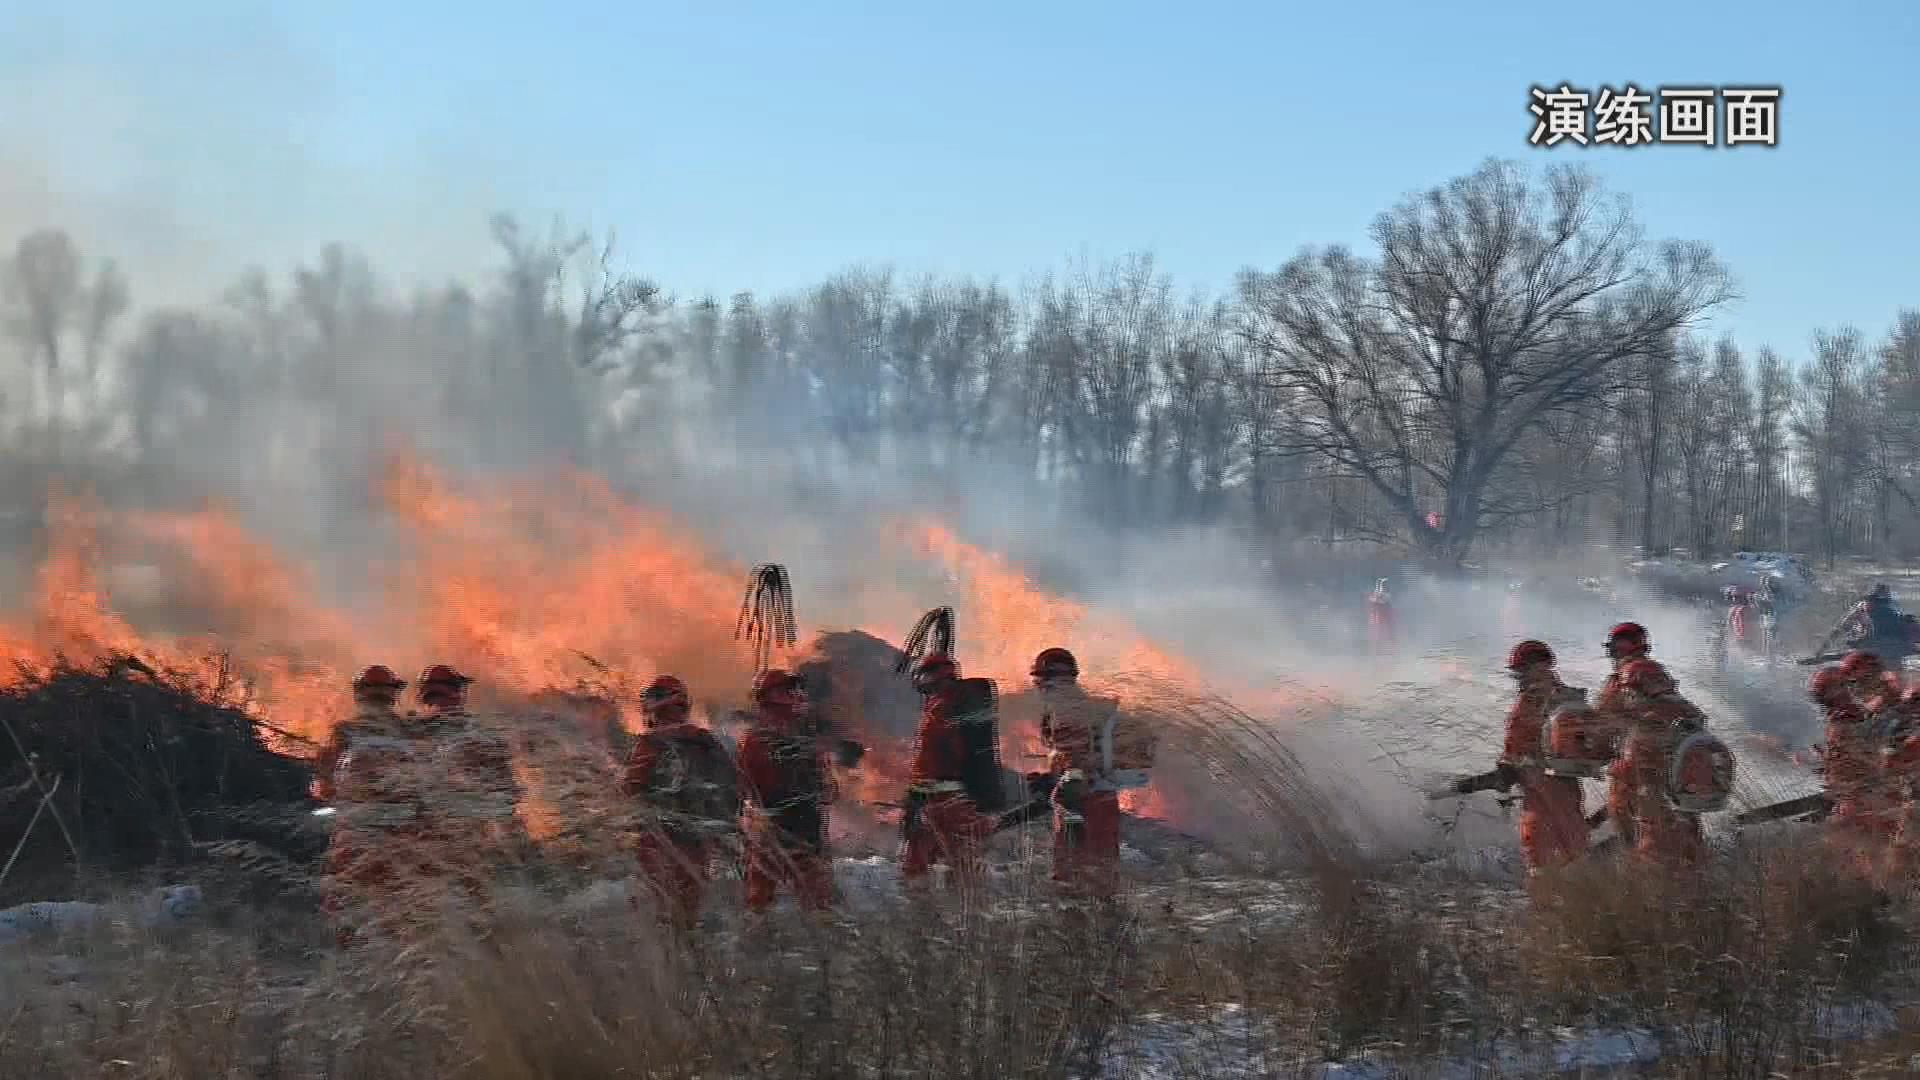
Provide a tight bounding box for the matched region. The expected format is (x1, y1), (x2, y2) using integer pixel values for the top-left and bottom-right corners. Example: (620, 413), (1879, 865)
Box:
(419, 664), (472, 688)
(1839, 650), (1885, 674)
(1506, 640), (1555, 673)
(1031, 647), (1079, 681)
(751, 668), (804, 710)
(640, 674), (691, 719)
(1605, 622), (1650, 660)
(1839, 650), (1886, 678)
(911, 652), (958, 694)
(352, 664), (407, 691)
(1621, 658), (1677, 699)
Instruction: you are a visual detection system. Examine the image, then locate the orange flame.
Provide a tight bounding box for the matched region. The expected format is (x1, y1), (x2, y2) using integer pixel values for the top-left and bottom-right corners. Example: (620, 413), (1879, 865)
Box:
(375, 453), (752, 700)
(900, 521), (1222, 820)
(1, 457), (1261, 833)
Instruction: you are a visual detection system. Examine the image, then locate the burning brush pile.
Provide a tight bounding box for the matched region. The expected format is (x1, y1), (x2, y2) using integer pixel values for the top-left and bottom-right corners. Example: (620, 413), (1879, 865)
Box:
(0, 654), (321, 900)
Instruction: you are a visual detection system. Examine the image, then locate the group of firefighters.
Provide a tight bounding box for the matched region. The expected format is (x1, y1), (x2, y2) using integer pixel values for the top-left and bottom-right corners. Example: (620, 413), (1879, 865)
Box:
(317, 580), (1920, 935)
(1804, 647), (1920, 885)
(1485, 601), (1920, 890)
(1478, 621), (1728, 874)
(315, 644), (1134, 939)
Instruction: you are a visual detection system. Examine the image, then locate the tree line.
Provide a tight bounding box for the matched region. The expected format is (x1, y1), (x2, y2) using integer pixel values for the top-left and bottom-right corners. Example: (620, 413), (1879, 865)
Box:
(3, 158), (1916, 570)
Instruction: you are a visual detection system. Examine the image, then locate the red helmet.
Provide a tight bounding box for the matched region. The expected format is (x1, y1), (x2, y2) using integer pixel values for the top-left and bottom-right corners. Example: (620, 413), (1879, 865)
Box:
(1622, 658), (1677, 700)
(911, 652), (958, 694)
(1809, 666), (1853, 704)
(751, 668), (804, 709)
(1506, 640), (1555, 672)
(640, 674), (690, 717)
(1031, 647), (1079, 680)
(419, 664), (473, 688)
(1839, 650), (1886, 678)
(1605, 622), (1650, 659)
(352, 664), (407, 691)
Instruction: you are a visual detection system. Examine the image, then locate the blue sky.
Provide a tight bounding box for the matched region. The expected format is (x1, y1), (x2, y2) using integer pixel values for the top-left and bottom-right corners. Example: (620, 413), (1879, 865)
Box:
(2, 1), (1914, 356)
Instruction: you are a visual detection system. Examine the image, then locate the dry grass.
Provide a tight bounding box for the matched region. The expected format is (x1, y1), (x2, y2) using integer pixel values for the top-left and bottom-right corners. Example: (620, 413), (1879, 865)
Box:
(3, 828), (1920, 1079)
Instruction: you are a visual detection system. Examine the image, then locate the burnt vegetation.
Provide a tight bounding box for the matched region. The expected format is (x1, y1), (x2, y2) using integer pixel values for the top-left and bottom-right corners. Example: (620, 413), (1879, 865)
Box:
(0, 656), (320, 901)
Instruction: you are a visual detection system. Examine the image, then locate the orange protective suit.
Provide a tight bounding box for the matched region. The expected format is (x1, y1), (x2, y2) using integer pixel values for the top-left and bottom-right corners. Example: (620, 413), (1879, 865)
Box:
(621, 723), (733, 928)
(1602, 659), (1706, 867)
(1502, 680), (1587, 872)
(320, 706), (490, 943)
(1884, 694), (1920, 880)
(900, 681), (995, 887)
(1038, 680), (1126, 899)
(1819, 690), (1897, 880)
(736, 705), (835, 913)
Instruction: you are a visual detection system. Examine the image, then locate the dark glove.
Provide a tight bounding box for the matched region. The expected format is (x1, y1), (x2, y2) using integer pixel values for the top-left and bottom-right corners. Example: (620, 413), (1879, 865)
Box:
(832, 739), (867, 768)
(1054, 773), (1089, 813)
(1024, 771), (1057, 801)
(900, 790), (927, 845)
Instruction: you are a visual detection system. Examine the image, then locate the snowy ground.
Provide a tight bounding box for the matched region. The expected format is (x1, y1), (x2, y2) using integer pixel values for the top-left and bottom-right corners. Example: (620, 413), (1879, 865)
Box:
(1101, 998), (1907, 1079)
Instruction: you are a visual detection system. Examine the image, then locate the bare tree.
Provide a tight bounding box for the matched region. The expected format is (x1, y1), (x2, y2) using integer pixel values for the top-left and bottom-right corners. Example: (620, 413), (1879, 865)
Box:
(1671, 336), (1748, 556)
(1236, 159), (1731, 563)
(800, 269), (892, 460)
(684, 296), (721, 384)
(1793, 328), (1873, 568)
(1868, 310), (1920, 553)
(1628, 339), (1677, 555)
(5, 230), (82, 401)
(1748, 347), (1791, 550)
(1070, 253), (1170, 524)
(568, 231), (662, 376)
(1, 229), (132, 458)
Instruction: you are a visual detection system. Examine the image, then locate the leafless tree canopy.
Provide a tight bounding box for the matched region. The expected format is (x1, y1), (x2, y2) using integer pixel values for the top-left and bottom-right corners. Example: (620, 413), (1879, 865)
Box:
(2, 157), (1914, 569)
(1234, 161), (1732, 562)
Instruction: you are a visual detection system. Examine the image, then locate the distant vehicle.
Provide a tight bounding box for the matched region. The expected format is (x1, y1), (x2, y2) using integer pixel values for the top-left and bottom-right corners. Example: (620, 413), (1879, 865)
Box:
(1622, 550), (1815, 608)
(1710, 552), (1815, 597)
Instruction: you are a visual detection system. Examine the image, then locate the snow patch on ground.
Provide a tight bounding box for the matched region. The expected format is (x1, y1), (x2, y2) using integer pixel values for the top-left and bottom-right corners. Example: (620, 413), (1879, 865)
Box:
(1099, 1001), (1904, 1079)
(834, 854), (904, 910)
(0, 884), (204, 944)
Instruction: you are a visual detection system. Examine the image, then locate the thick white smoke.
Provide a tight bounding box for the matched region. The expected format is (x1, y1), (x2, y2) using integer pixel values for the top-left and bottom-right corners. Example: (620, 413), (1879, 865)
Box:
(0, 186), (1820, 866)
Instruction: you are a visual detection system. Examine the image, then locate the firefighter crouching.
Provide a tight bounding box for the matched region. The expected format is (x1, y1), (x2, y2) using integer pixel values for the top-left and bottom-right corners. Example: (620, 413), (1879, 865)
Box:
(1500, 641), (1590, 874)
(900, 652), (999, 891)
(621, 675), (740, 929)
(1033, 648), (1157, 900)
(736, 669), (837, 914)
